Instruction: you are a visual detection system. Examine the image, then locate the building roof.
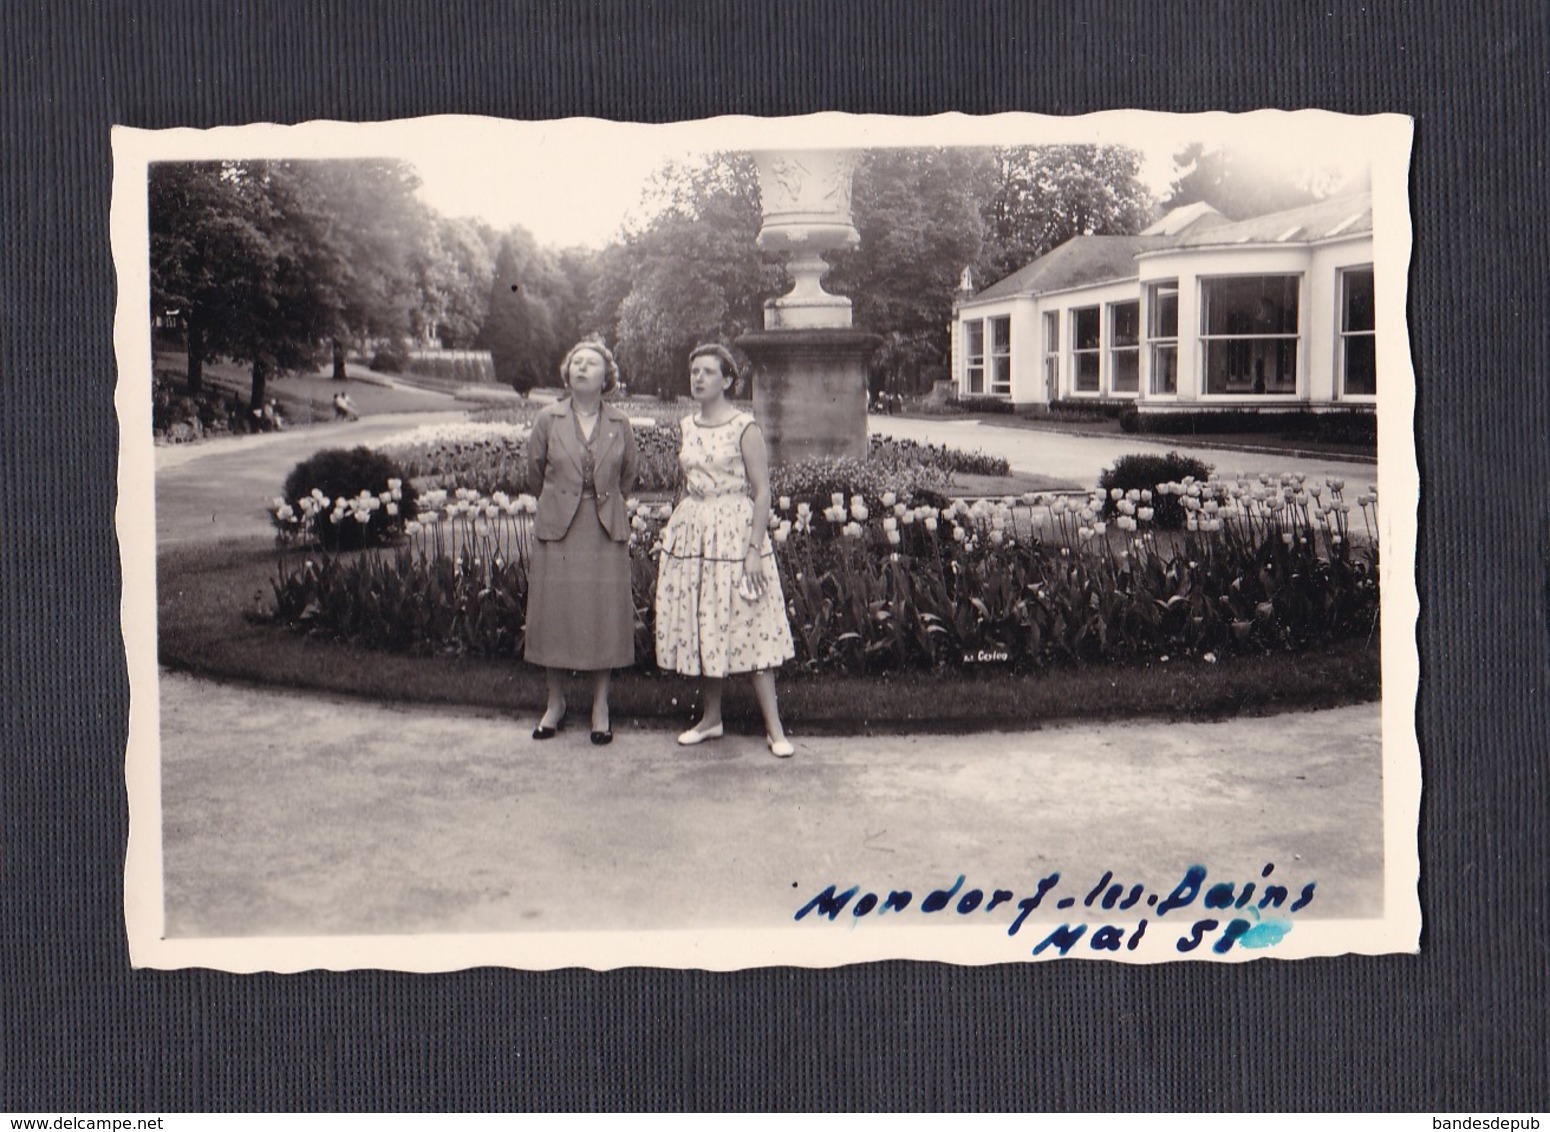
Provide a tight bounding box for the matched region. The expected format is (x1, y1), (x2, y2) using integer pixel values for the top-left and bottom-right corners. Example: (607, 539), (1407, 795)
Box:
(966, 192), (1373, 305)
(1139, 200), (1232, 236)
(972, 235), (1171, 301)
(1150, 192), (1373, 250)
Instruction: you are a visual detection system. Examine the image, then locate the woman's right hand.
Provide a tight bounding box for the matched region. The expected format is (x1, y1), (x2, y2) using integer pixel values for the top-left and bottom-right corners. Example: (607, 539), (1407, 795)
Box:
(741, 546), (767, 596)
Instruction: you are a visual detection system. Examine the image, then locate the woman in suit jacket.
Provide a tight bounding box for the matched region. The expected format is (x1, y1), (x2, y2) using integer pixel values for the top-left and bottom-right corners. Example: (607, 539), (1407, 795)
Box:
(524, 340), (640, 745)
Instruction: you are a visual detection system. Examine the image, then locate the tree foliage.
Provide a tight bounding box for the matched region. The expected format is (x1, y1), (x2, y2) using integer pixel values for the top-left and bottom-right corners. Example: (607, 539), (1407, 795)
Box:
(479, 228), (567, 395)
(1161, 143), (1367, 221)
(411, 215), (495, 349)
(825, 147), (992, 392)
(602, 153), (779, 397)
(290, 159), (428, 376)
(149, 157), (445, 403)
(582, 144), (1157, 397)
(146, 143), (1164, 410)
(976, 145), (1156, 285)
(149, 161), (273, 393)
(149, 160), (342, 406)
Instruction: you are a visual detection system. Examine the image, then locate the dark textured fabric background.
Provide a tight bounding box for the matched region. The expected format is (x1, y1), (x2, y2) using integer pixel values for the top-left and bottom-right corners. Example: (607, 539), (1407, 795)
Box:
(2, 0), (1546, 1112)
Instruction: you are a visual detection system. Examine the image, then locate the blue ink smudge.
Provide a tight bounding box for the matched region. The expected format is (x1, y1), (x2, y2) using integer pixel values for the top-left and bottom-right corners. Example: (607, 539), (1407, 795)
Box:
(1238, 920), (1293, 949)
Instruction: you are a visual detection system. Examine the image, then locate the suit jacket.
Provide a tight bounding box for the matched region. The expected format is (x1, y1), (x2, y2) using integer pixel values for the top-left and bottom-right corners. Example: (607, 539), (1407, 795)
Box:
(528, 400), (639, 542)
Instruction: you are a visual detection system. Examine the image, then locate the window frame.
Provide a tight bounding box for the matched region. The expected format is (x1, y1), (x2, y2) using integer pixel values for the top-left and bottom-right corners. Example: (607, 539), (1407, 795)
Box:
(988, 315), (1012, 397)
(1042, 310), (1060, 401)
(1146, 280), (1180, 397)
(1338, 264), (1377, 400)
(1197, 273), (1303, 398)
(1108, 299), (1141, 396)
(963, 317), (985, 395)
(1070, 305), (1102, 395)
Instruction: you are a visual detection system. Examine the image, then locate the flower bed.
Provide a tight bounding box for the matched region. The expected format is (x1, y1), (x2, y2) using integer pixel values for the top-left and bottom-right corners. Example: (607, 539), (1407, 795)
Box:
(375, 418), (1006, 501)
(267, 472), (1379, 675)
(375, 421), (533, 494)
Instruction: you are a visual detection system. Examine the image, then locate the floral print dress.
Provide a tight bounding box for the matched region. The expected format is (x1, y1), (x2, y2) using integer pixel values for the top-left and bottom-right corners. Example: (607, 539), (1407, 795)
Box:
(654, 412), (795, 678)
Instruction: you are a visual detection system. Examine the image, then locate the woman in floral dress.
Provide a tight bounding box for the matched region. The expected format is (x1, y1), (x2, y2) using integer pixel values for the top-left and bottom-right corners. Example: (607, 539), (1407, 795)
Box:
(655, 344), (796, 757)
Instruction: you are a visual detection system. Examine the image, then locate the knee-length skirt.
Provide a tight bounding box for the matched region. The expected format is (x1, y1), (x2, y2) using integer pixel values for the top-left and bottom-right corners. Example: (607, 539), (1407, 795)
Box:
(523, 499), (634, 670)
(654, 494), (795, 678)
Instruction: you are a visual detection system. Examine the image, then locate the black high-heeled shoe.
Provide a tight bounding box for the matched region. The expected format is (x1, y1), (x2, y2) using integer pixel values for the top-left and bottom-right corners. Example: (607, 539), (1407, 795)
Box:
(590, 729), (613, 746)
(532, 706), (566, 740)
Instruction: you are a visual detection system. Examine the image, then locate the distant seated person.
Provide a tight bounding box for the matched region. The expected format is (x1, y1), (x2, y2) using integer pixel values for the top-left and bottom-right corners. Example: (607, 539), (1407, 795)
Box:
(254, 398), (285, 432)
(332, 390), (359, 421)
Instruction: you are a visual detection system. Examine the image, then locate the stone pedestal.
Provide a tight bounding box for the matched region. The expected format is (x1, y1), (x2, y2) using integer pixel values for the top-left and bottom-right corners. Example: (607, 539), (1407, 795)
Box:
(738, 329), (881, 465)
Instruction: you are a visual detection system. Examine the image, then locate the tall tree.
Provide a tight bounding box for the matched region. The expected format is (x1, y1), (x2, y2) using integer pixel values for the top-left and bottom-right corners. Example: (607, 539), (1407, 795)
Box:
(410, 215), (495, 349)
(480, 228), (565, 394)
(220, 161), (339, 408)
(549, 245), (604, 354)
(149, 159), (337, 407)
(149, 161), (275, 392)
(582, 240), (639, 349)
(609, 152), (778, 397)
(976, 145), (1156, 285)
(289, 159), (428, 378)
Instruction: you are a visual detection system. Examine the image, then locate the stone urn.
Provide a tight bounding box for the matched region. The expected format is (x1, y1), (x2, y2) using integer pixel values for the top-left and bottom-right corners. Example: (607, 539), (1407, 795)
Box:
(739, 148), (880, 465)
(752, 149), (861, 330)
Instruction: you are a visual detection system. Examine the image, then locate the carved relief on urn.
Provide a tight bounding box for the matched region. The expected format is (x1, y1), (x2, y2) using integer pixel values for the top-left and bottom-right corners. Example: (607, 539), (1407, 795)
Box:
(751, 149), (859, 329)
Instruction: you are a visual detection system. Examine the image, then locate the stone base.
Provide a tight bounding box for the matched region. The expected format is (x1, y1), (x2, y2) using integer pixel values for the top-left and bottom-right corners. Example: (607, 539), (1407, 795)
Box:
(737, 329), (882, 467)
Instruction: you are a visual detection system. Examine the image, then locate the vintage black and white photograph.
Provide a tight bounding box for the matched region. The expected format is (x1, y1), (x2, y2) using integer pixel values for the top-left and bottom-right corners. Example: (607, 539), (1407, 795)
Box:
(115, 111), (1418, 970)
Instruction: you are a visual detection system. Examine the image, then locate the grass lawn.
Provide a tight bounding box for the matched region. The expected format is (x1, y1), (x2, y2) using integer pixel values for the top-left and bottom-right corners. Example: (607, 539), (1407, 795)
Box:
(156, 353), (465, 422)
(158, 537), (1381, 735)
(949, 470), (1081, 495)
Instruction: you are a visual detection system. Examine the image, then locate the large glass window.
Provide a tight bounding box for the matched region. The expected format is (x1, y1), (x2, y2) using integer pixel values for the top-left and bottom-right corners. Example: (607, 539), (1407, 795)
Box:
(989, 315), (1011, 395)
(1110, 301), (1140, 394)
(1341, 267), (1376, 397)
(1043, 311), (1060, 400)
(1148, 282), (1179, 395)
(964, 319), (985, 394)
(1072, 306), (1101, 393)
(1200, 275), (1300, 396)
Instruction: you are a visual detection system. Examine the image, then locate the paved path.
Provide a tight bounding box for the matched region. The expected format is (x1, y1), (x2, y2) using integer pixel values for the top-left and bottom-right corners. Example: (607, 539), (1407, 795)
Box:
(157, 672), (1382, 938)
(867, 414), (1377, 490)
(155, 409), (467, 545)
(157, 405), (1381, 548)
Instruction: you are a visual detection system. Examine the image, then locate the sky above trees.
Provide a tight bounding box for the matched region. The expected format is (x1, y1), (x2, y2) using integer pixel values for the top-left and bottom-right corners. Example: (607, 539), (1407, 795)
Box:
(402, 116), (1372, 249)
(146, 113), (1378, 404)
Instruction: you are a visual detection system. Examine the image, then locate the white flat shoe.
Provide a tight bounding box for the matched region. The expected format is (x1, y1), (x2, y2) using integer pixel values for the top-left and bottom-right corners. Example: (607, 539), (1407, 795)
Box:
(767, 736), (795, 759)
(677, 722), (724, 746)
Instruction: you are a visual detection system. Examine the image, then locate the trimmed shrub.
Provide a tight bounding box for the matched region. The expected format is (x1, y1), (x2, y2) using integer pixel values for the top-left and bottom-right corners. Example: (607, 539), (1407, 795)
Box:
(369, 339), (411, 374)
(953, 394), (1018, 415)
(405, 351), (497, 385)
(1098, 452), (1214, 530)
(1119, 407), (1377, 447)
(277, 447), (418, 550)
(1049, 398), (1131, 420)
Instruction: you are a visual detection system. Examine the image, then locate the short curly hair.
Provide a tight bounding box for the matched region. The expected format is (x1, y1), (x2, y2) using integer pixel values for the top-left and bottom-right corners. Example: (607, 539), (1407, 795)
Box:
(559, 340), (621, 394)
(688, 342), (740, 394)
